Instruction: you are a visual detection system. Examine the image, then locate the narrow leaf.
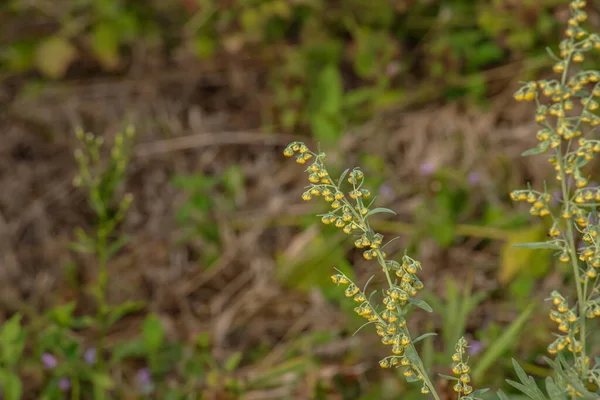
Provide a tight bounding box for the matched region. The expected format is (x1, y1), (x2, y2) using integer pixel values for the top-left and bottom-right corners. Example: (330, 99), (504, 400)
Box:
(413, 332), (437, 344)
(365, 207), (397, 218)
(545, 377), (566, 400)
(408, 297), (433, 313)
(224, 351), (243, 373)
(337, 168), (350, 186)
(521, 141), (549, 157)
(438, 373), (459, 381)
(497, 390), (511, 400)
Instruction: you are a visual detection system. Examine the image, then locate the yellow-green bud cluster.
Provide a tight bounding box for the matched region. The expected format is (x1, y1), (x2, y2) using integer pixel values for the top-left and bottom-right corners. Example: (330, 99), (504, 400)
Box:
(451, 337), (473, 396)
(577, 224), (600, 278)
(513, 82), (538, 102)
(584, 299), (600, 319)
(547, 291), (583, 354)
(283, 142), (313, 164)
(331, 274), (379, 323)
(509, 190), (552, 217)
(354, 233), (386, 260)
(378, 330), (429, 392)
(564, 0), (593, 40)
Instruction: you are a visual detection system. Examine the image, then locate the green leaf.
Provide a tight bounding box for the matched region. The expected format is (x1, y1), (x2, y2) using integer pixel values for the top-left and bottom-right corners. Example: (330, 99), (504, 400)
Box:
(35, 36), (77, 78)
(365, 207), (397, 218)
(337, 169), (350, 187)
(107, 301), (145, 325)
(438, 373), (459, 381)
(497, 390), (511, 400)
(412, 332), (437, 344)
(521, 141), (549, 157)
(107, 234), (130, 258)
(508, 359), (547, 400)
(48, 302), (76, 326)
(316, 64), (342, 115)
(469, 389), (490, 399)
(574, 90), (591, 98)
(408, 297), (433, 313)
(544, 377), (566, 400)
(310, 113), (340, 144)
(67, 240), (95, 254)
(403, 343), (421, 366)
(224, 351), (243, 373)
(512, 358), (532, 385)
(142, 314), (165, 354)
(0, 314), (26, 366)
(91, 22), (120, 69)
(0, 371), (22, 400)
(110, 339), (145, 363)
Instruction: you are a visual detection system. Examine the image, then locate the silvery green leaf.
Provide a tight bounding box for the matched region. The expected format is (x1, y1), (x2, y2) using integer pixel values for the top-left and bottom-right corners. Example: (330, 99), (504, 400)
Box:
(497, 390), (511, 400)
(574, 90), (590, 98)
(521, 141), (549, 157)
(413, 332), (437, 344)
(404, 345), (420, 366)
(408, 297), (433, 313)
(404, 373), (421, 382)
(544, 377), (566, 400)
(509, 359), (547, 400)
(545, 47), (561, 61)
(365, 207), (396, 218)
(438, 373), (459, 381)
(337, 168), (350, 186)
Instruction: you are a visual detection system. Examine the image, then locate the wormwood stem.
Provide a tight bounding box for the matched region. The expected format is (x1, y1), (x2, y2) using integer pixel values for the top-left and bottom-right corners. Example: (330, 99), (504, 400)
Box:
(557, 45), (587, 379)
(558, 153), (588, 378)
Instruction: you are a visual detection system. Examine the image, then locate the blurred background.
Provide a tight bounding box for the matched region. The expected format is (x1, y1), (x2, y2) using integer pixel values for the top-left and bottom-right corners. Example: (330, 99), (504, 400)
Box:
(1, 0), (600, 399)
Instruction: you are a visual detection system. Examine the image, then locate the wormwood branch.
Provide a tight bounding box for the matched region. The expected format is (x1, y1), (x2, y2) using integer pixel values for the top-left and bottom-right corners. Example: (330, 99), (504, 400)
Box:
(284, 142), (444, 398)
(512, 0), (600, 395)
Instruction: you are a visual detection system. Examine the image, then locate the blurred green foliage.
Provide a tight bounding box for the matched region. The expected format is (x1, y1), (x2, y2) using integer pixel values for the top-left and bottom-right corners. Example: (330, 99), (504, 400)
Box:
(0, 0), (585, 139)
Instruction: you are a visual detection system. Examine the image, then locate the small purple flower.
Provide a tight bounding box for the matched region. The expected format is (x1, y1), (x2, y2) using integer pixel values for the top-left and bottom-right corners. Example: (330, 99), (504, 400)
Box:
(136, 368), (152, 387)
(467, 340), (484, 356)
(58, 378), (71, 392)
(84, 348), (96, 365)
(467, 171), (481, 186)
(41, 353), (58, 369)
(419, 161), (437, 176)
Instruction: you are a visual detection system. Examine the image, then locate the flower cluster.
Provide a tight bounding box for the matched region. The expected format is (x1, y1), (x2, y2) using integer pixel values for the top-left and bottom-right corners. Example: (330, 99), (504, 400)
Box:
(450, 338), (474, 398)
(547, 291), (583, 355)
(510, 189), (552, 217)
(285, 141), (437, 396)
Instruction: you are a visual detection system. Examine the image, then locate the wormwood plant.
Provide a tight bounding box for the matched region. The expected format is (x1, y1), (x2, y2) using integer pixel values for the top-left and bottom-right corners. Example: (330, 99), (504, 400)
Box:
(283, 143), (483, 400)
(285, 1), (600, 398)
(509, 0), (600, 397)
(69, 126), (141, 399)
